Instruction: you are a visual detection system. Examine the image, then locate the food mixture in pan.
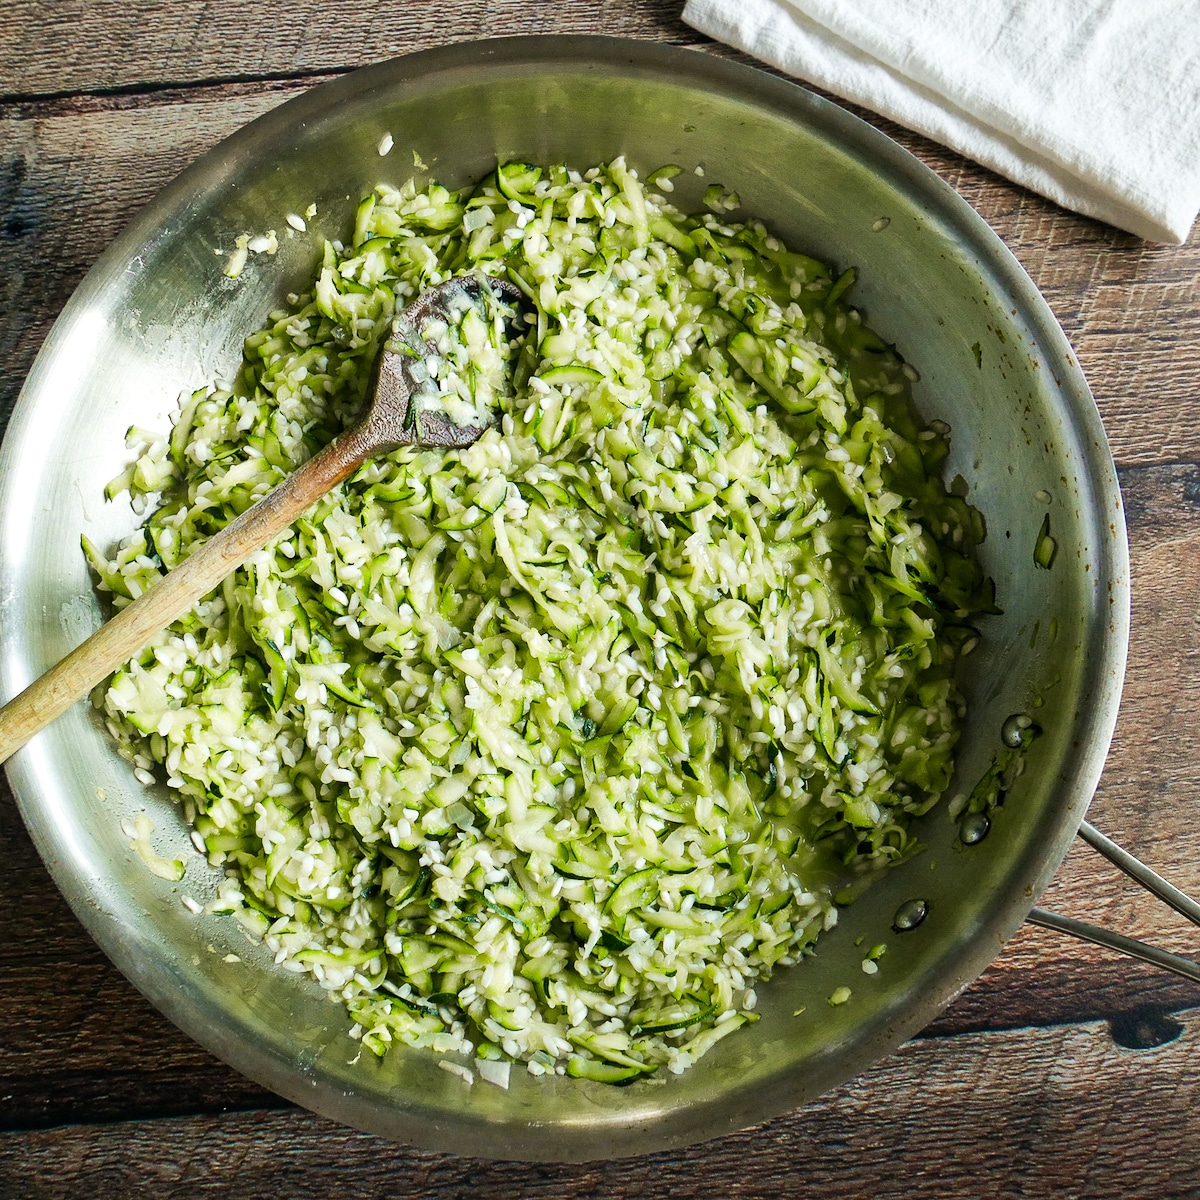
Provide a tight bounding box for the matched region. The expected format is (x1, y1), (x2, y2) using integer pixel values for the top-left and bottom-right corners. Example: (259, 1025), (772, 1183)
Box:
(89, 159), (993, 1083)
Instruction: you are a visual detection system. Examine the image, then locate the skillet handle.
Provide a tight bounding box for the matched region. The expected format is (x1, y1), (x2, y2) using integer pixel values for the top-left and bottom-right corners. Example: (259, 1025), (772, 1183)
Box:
(1027, 820), (1200, 985)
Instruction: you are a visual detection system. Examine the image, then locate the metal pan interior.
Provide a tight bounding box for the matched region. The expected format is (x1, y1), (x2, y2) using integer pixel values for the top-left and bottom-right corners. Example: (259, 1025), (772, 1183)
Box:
(0, 37), (1129, 1161)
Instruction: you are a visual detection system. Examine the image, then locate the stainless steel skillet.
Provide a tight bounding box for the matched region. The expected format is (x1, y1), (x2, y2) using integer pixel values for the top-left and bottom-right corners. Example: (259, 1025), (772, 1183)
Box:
(0, 36), (1175, 1161)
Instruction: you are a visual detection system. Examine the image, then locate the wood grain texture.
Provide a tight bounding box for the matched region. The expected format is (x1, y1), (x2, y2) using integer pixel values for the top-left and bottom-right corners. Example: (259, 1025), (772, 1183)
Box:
(4, 1012), (1200, 1199)
(3, 2), (1200, 1193)
(0, 0), (699, 99)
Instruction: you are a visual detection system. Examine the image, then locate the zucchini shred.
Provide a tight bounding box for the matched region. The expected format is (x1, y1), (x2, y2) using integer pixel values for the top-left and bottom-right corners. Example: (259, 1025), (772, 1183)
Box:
(93, 158), (993, 1082)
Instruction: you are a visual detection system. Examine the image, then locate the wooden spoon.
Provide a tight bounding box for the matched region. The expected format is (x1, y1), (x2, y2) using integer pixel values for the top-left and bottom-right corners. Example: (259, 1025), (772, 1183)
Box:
(0, 274), (525, 765)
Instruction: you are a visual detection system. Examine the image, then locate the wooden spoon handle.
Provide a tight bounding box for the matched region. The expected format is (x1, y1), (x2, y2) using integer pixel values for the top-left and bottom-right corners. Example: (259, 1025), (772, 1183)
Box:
(0, 423), (374, 766)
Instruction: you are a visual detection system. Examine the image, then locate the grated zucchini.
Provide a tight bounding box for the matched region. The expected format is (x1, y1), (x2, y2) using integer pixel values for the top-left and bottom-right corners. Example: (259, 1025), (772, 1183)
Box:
(93, 158), (992, 1079)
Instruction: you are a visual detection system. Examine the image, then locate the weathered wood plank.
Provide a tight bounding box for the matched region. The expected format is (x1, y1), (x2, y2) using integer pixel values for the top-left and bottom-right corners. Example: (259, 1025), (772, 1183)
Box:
(0, 1), (698, 99)
(0, 1067), (285, 1133)
(3, 1010), (1200, 1198)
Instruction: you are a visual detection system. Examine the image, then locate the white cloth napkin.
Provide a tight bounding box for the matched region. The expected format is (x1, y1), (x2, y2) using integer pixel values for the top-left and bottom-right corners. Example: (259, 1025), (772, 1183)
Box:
(683, 0), (1200, 243)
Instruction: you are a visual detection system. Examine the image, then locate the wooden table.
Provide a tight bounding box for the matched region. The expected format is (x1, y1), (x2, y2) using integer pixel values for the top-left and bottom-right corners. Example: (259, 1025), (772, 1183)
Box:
(2, 3), (1199, 1196)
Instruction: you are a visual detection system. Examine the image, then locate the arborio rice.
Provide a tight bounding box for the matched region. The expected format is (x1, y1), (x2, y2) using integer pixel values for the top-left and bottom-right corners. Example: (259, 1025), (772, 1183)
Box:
(88, 158), (993, 1083)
